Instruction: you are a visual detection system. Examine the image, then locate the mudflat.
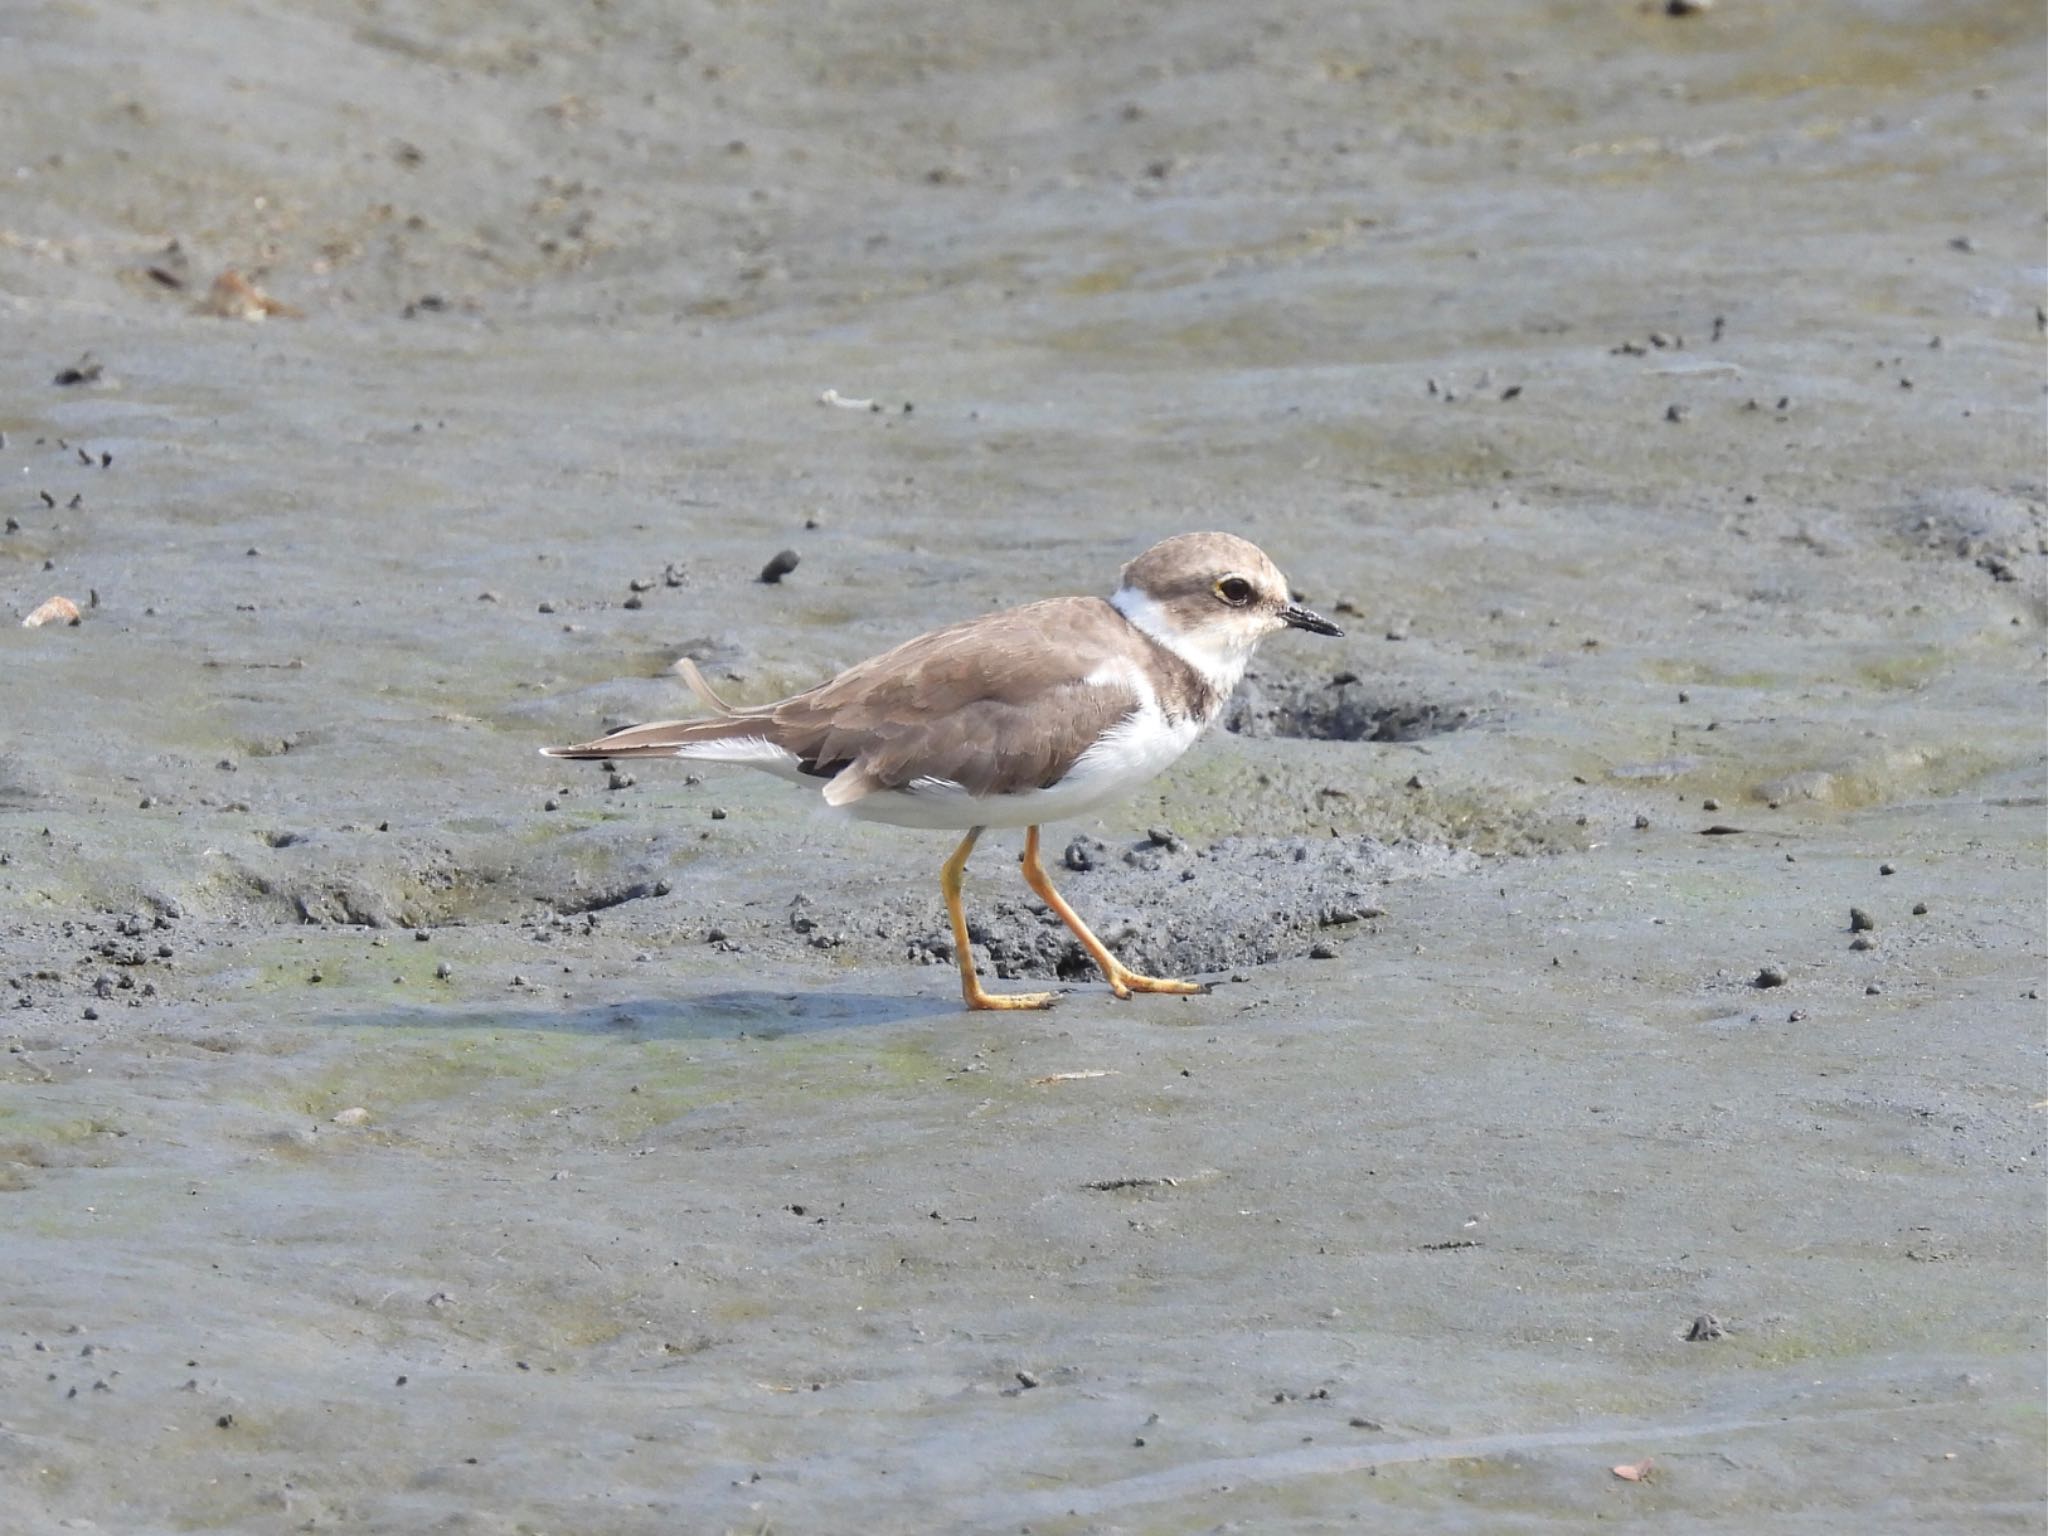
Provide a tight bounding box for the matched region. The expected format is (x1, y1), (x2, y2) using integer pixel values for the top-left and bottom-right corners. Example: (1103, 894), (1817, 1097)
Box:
(1, 3), (2042, 1531)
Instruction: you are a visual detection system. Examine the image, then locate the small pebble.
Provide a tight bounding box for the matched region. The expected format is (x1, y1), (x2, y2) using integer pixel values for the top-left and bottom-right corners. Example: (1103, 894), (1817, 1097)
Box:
(543, 798), (559, 811)
(1849, 907), (1875, 932)
(1634, 814), (1651, 830)
(622, 595), (644, 610)
(1753, 965), (1788, 989)
(1849, 934), (1875, 951)
(758, 549), (801, 584)
(1912, 901), (1928, 916)
(332, 1107), (370, 1126)
(1879, 862), (1896, 875)
(709, 807), (727, 820)
(1685, 1314), (1725, 1341)
(478, 591), (502, 603)
(435, 961), (453, 980)
(1015, 1370), (1040, 1390)
(1702, 797), (1720, 812)
(537, 600), (557, 614)
(1865, 983), (1883, 995)
(1309, 942), (1339, 960)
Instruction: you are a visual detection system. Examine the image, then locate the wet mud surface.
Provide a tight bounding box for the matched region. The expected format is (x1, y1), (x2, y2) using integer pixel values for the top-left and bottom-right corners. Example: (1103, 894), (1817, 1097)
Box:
(1, 1), (2044, 1531)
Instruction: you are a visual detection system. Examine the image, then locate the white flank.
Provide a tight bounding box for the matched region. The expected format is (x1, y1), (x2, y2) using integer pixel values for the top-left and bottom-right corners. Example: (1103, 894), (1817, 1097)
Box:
(837, 661), (1204, 832)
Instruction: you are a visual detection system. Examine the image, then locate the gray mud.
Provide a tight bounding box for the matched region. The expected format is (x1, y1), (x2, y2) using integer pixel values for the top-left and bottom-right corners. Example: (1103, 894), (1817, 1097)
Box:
(2, 2), (2044, 1532)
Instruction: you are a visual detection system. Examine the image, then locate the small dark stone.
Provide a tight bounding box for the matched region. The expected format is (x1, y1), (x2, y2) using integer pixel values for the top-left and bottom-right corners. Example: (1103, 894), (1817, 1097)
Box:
(1702, 797), (1720, 812)
(1912, 901), (1928, 915)
(435, 961), (453, 980)
(1062, 839), (1095, 873)
(1753, 965), (1788, 989)
(1685, 1314), (1726, 1341)
(1879, 862), (1896, 875)
(1849, 934), (1875, 951)
(1849, 907), (1875, 932)
(1015, 1370), (1040, 1390)
(1309, 942), (1339, 960)
(1634, 814), (1651, 830)
(709, 807), (727, 820)
(758, 549), (801, 584)
(1665, 403), (1689, 423)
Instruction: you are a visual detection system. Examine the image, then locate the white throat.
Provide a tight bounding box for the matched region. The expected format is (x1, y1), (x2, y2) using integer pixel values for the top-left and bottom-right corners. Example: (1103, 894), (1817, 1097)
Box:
(1111, 585), (1258, 698)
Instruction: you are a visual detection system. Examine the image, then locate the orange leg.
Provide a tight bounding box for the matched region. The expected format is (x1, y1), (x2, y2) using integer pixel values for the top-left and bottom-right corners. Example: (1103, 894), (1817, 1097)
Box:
(942, 827), (1060, 1011)
(1021, 826), (1206, 1000)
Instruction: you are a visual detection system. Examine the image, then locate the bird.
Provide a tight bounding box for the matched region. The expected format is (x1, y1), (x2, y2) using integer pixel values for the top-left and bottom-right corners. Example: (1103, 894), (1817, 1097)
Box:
(543, 532), (1342, 1010)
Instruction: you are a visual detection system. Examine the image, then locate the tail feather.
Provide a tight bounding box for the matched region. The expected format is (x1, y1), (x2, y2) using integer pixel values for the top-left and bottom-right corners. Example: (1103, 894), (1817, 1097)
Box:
(541, 714), (787, 761)
(672, 657), (748, 717)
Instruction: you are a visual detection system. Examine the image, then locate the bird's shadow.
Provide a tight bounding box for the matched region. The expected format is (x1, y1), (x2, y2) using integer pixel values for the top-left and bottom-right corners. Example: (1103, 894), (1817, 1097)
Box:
(327, 988), (961, 1042)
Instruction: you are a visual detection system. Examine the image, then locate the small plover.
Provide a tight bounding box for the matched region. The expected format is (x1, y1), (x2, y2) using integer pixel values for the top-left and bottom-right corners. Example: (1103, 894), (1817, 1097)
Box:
(545, 532), (1341, 1009)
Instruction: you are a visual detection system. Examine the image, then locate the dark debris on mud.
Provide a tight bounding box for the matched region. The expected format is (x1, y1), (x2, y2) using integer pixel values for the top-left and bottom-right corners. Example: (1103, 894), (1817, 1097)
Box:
(1223, 670), (1475, 743)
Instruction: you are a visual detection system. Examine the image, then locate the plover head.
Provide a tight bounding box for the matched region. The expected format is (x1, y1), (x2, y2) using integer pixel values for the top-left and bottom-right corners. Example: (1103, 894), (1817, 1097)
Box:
(1110, 531), (1342, 691)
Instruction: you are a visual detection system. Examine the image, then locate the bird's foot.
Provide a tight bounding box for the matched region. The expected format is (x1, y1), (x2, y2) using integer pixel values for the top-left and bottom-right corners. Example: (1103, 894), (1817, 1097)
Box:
(1105, 969), (1209, 1000)
(964, 984), (1062, 1012)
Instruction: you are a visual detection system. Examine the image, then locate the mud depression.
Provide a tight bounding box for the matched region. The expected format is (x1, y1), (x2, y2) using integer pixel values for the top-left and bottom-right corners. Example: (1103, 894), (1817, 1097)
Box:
(1, 2), (2043, 1532)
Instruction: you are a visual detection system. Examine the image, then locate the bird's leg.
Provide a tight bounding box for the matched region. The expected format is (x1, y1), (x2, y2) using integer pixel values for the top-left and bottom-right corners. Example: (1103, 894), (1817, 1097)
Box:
(1021, 826), (1206, 999)
(942, 826), (1059, 1011)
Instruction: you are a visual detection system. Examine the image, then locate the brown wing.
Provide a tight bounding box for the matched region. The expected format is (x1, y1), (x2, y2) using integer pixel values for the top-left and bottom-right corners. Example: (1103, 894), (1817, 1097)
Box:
(768, 596), (1146, 800)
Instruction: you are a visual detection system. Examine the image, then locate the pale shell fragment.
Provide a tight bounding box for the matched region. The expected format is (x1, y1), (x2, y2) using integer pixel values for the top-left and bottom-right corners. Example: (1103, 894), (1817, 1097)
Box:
(21, 595), (81, 628)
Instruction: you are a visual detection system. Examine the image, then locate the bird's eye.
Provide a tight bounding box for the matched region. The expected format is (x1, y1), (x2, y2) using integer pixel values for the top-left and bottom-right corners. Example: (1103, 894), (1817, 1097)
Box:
(1214, 576), (1254, 606)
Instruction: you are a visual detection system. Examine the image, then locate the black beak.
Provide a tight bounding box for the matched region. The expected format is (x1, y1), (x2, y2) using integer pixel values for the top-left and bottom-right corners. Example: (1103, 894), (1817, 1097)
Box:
(1280, 602), (1343, 638)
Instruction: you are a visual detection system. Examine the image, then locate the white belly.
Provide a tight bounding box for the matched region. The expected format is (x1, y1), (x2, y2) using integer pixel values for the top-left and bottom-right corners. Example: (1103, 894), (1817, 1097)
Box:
(836, 700), (1208, 831)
